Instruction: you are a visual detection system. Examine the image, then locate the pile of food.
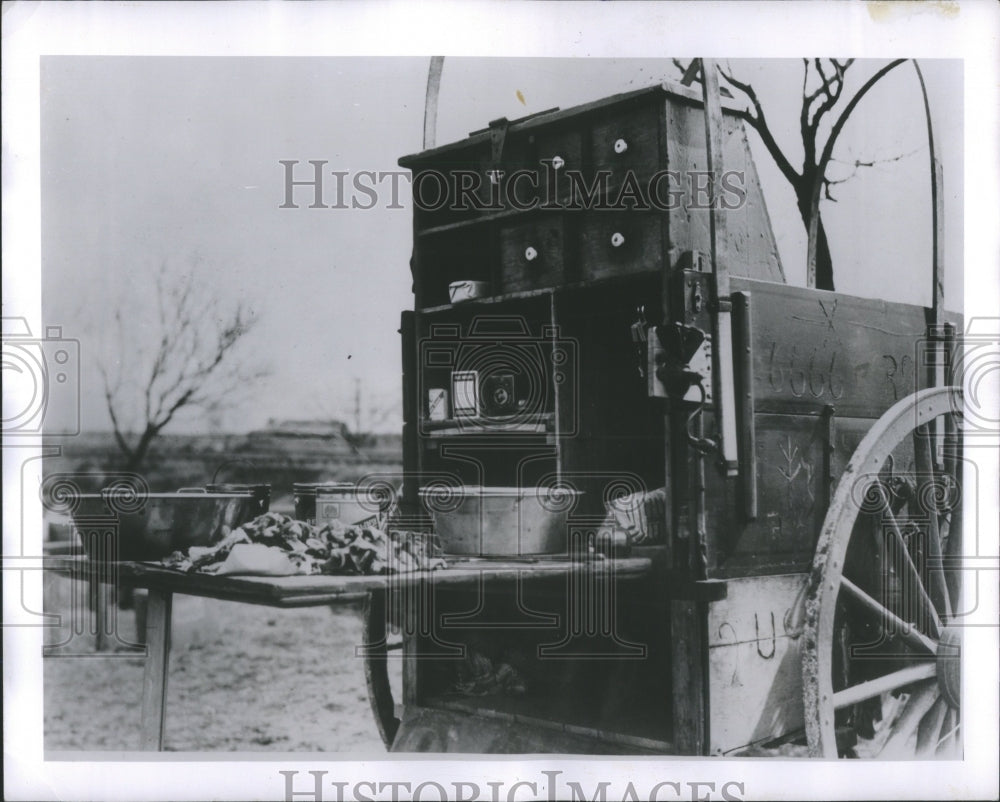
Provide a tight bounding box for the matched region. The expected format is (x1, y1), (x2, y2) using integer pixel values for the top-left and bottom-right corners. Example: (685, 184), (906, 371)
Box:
(161, 512), (446, 577)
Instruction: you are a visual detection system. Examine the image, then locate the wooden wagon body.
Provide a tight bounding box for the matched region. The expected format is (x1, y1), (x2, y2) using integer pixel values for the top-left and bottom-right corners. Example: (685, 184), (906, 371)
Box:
(377, 74), (962, 757)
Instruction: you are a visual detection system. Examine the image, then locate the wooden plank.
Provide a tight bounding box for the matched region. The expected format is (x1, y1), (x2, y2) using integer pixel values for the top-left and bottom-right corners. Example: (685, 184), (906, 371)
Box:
(706, 574), (808, 754)
(400, 588), (420, 709)
(706, 573), (807, 647)
(701, 412), (831, 577)
(700, 57), (726, 288)
(401, 311), (419, 509)
(139, 589), (172, 751)
(664, 103), (784, 283)
(78, 557), (653, 608)
(708, 638), (803, 755)
(733, 291), (758, 519)
(399, 80), (749, 168)
(670, 599), (708, 755)
(430, 696), (671, 753)
(390, 705), (666, 754)
(729, 277), (932, 418)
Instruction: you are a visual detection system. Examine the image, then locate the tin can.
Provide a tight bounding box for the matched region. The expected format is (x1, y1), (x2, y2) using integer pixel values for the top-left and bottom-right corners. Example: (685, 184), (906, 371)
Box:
(293, 482), (378, 527)
(293, 482), (346, 525)
(316, 485), (381, 529)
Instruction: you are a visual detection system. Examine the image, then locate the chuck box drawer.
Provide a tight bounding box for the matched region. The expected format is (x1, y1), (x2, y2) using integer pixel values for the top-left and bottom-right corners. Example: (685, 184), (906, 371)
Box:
(499, 217), (567, 292)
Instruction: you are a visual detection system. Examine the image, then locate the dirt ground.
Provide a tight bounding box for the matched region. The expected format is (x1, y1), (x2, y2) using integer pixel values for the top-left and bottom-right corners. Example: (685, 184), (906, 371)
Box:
(43, 572), (393, 752)
(42, 572), (807, 757)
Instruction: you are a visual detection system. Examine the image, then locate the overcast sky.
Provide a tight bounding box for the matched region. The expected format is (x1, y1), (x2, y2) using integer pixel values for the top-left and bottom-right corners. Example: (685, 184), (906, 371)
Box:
(39, 57), (962, 434)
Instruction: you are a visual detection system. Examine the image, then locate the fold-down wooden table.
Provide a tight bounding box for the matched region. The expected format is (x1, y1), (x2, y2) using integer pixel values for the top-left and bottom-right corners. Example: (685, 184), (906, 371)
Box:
(50, 555), (653, 751)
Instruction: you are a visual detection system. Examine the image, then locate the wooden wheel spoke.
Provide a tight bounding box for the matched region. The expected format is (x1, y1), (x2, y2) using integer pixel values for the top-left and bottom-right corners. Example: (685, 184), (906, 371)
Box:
(915, 696), (948, 757)
(936, 708), (960, 756)
(832, 663), (936, 710)
(840, 576), (938, 654)
(913, 424), (954, 622)
(879, 500), (943, 637)
(878, 681), (939, 758)
(943, 477), (963, 613)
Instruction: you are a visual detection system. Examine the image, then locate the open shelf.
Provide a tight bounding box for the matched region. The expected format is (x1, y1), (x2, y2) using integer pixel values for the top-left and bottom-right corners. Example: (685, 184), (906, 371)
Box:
(415, 206), (539, 238)
(419, 286), (555, 314)
(416, 270), (661, 314)
(412, 582), (674, 751)
(421, 412), (555, 437)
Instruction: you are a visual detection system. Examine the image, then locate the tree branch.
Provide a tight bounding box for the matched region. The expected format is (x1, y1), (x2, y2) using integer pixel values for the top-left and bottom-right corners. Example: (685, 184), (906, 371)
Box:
(808, 59), (846, 138)
(719, 64), (801, 187)
(101, 365), (134, 462)
(101, 265), (266, 470)
(823, 146), (921, 200)
(806, 58), (908, 284)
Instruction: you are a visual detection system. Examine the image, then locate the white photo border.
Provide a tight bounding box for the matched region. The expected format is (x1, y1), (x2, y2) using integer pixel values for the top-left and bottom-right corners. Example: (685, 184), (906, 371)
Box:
(4, 2), (998, 800)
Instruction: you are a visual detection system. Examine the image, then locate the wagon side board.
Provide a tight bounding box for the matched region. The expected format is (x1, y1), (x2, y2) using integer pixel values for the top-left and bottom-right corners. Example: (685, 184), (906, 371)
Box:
(679, 278), (961, 579)
(666, 280), (959, 754)
(704, 573), (808, 754)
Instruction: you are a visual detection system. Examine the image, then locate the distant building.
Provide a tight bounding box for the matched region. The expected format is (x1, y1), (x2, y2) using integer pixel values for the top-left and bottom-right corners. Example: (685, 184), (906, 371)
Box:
(41, 420), (402, 492)
(247, 418), (359, 457)
(255, 418), (352, 438)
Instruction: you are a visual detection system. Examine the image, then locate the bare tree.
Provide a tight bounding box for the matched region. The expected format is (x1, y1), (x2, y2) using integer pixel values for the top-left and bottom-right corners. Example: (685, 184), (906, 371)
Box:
(99, 264), (266, 472)
(678, 58), (907, 290)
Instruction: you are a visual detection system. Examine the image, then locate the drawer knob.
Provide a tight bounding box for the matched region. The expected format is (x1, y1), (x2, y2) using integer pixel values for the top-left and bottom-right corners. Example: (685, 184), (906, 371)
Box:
(613, 138), (629, 155)
(551, 155), (565, 170)
(524, 246), (539, 262)
(610, 232), (626, 248)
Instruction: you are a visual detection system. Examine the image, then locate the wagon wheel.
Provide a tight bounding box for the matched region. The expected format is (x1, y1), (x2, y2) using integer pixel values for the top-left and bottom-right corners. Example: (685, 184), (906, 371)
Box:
(362, 589), (403, 748)
(803, 386), (963, 758)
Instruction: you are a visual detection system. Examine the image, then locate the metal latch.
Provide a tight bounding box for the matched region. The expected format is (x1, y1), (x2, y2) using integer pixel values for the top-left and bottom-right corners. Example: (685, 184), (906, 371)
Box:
(488, 118), (510, 183)
(631, 305), (648, 379)
(648, 323), (712, 404)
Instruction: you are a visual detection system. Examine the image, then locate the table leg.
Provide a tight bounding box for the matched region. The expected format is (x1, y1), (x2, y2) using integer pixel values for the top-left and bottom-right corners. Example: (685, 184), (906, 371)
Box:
(139, 589), (172, 750)
(90, 566), (107, 652)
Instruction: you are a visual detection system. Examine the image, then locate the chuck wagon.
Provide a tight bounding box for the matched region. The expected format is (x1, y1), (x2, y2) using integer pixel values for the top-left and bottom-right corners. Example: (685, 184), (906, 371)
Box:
(361, 59), (965, 758)
(52, 60), (964, 761)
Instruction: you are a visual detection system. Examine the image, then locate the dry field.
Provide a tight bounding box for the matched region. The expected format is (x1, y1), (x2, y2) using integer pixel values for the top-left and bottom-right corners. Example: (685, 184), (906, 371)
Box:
(43, 572), (391, 753)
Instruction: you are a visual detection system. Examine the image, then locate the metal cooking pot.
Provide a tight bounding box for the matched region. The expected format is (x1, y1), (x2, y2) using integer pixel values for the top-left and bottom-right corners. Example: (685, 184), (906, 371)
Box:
(205, 483), (270, 519)
(70, 488), (256, 561)
(419, 485), (583, 556)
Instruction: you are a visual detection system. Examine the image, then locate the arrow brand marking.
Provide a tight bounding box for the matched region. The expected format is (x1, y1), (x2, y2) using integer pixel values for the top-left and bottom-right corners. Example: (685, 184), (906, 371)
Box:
(778, 436), (802, 482)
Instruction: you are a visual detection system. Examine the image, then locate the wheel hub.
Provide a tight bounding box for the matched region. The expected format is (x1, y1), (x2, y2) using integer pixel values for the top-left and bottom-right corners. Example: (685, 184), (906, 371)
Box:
(936, 625), (961, 709)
